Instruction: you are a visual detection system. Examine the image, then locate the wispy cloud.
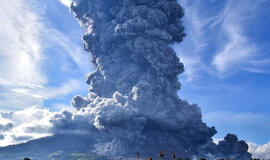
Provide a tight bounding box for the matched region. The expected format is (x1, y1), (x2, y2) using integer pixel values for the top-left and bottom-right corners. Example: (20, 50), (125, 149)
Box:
(212, 1), (258, 74)
(0, 0), (47, 111)
(212, 25), (257, 73)
(0, 0), (90, 145)
(0, 0), (89, 111)
(43, 29), (91, 73)
(11, 79), (80, 100)
(0, 0), (92, 146)
(175, 0), (220, 82)
(177, 0), (270, 81)
(0, 0), (46, 86)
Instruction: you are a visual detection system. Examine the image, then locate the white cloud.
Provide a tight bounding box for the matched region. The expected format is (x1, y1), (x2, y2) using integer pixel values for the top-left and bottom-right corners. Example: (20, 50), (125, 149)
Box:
(0, 106), (54, 146)
(58, 0), (81, 7)
(58, 0), (71, 7)
(0, 0), (90, 145)
(0, 0), (46, 85)
(0, 0), (89, 111)
(0, 0), (47, 111)
(212, 138), (222, 145)
(248, 142), (270, 159)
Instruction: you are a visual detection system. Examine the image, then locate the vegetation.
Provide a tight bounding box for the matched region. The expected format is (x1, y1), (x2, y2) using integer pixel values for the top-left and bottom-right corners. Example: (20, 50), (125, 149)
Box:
(21, 153), (268, 160)
(21, 152), (109, 160)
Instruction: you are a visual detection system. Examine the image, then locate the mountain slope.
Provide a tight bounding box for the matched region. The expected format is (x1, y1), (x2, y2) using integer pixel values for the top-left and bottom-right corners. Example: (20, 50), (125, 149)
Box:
(0, 134), (100, 160)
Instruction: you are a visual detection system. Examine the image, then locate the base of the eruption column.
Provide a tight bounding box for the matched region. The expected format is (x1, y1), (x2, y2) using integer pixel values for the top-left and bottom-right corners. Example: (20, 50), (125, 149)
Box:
(89, 132), (252, 160)
(91, 137), (211, 159)
(0, 132), (251, 160)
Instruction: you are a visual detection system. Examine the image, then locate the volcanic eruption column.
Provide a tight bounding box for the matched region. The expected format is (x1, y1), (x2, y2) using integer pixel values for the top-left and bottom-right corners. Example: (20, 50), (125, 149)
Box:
(55, 0), (252, 158)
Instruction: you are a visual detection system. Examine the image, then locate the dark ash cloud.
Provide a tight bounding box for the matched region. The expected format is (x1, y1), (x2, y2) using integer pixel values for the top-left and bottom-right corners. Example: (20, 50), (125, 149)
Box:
(47, 0), (253, 159)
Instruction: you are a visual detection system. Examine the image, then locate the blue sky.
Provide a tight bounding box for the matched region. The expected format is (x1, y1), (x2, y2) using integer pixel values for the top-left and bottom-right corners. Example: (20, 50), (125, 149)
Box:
(0, 0), (269, 149)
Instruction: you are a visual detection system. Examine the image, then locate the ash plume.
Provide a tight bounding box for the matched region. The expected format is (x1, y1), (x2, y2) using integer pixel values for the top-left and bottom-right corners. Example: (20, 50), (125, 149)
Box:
(51, 0), (252, 159)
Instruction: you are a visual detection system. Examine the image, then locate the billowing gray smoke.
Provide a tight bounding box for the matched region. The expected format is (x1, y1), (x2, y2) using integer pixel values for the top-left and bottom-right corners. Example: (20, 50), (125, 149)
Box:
(51, 0), (252, 159)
